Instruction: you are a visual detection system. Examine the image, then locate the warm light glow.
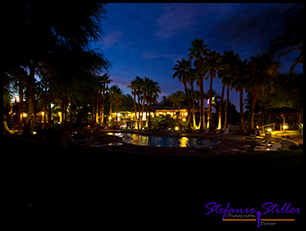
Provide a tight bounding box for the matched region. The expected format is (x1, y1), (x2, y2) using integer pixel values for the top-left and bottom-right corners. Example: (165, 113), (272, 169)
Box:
(109, 116), (112, 120)
(33, 131), (37, 134)
(58, 112), (61, 115)
(284, 125), (288, 129)
(41, 111), (44, 115)
(184, 112), (187, 116)
(23, 113), (27, 117)
(175, 126), (179, 130)
(183, 118), (186, 122)
(267, 128), (272, 132)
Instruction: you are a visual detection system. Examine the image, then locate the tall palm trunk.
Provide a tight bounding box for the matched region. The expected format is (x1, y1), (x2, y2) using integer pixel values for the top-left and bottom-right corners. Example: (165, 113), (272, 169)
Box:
(137, 93), (141, 130)
(91, 92), (95, 124)
(239, 87), (245, 133)
(148, 98), (152, 130)
(22, 63), (36, 136)
(196, 96), (201, 129)
(183, 82), (191, 127)
(99, 94), (103, 126)
(109, 98), (113, 125)
(146, 98), (149, 128)
(224, 85), (229, 130)
(190, 82), (196, 129)
(218, 85), (225, 130)
(115, 102), (119, 127)
(101, 90), (107, 126)
(48, 83), (52, 128)
(132, 92), (137, 129)
(43, 86), (47, 128)
(208, 72), (214, 128)
(19, 81), (24, 128)
(172, 102), (175, 116)
(141, 94), (146, 130)
(199, 71), (206, 130)
(62, 90), (67, 124)
(68, 98), (72, 125)
(96, 91), (99, 124)
(250, 89), (259, 132)
(177, 105), (180, 126)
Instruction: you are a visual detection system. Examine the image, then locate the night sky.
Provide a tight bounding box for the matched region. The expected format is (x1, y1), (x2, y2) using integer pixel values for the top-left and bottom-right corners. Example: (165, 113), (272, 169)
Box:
(91, 3), (303, 111)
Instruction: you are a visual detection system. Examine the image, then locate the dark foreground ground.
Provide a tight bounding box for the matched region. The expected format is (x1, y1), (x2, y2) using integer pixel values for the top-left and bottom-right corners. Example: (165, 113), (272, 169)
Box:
(5, 134), (303, 229)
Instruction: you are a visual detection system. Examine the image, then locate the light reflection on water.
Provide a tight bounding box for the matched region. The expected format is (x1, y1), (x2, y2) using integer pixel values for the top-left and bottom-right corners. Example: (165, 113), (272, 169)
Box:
(107, 133), (219, 147)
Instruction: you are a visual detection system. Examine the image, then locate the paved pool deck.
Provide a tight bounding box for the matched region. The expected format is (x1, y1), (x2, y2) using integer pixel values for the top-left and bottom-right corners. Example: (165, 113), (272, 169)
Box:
(72, 128), (298, 154)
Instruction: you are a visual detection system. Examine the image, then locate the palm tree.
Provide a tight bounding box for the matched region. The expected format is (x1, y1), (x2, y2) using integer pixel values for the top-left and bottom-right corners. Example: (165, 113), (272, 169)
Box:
(145, 80), (161, 129)
(172, 58), (192, 127)
(99, 73), (112, 126)
(231, 58), (248, 133)
(139, 77), (153, 129)
(193, 89), (201, 128)
(187, 67), (199, 129)
(188, 38), (210, 131)
(131, 76), (144, 130)
(109, 85), (123, 127)
(108, 86), (115, 125)
(245, 54), (280, 132)
(170, 91), (186, 126)
(127, 80), (138, 129)
(205, 50), (222, 128)
(269, 9), (303, 73)
(218, 50), (239, 130)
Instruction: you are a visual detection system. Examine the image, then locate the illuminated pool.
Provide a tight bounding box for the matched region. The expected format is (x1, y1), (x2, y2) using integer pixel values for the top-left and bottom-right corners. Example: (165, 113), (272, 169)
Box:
(107, 132), (220, 147)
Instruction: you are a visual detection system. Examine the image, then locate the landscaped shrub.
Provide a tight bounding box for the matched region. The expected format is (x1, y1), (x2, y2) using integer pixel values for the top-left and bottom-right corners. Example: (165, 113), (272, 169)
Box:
(152, 115), (176, 130)
(288, 144), (300, 150)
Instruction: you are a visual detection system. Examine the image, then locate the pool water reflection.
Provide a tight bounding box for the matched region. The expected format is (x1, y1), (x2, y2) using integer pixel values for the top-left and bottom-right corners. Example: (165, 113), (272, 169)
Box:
(107, 132), (220, 147)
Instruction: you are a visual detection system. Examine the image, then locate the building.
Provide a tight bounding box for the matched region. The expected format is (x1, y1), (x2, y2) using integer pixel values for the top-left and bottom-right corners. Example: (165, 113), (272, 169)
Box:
(109, 104), (210, 129)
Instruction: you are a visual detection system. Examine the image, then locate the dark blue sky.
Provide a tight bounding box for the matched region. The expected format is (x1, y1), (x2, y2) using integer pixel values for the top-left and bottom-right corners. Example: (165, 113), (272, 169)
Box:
(91, 3), (303, 111)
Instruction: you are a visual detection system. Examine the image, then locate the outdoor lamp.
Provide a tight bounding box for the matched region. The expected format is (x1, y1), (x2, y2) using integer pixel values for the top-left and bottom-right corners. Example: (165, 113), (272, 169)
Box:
(23, 113), (27, 117)
(175, 126), (179, 130)
(267, 128), (272, 132)
(109, 116), (112, 120)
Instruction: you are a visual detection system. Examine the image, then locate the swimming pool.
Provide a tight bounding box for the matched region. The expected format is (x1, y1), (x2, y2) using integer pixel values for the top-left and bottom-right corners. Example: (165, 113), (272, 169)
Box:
(107, 132), (220, 147)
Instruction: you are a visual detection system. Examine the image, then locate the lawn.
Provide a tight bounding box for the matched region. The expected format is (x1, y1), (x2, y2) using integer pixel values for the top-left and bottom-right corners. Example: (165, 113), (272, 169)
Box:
(5, 134), (303, 229)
